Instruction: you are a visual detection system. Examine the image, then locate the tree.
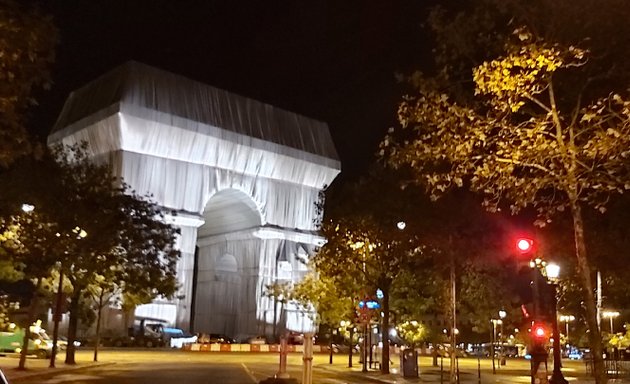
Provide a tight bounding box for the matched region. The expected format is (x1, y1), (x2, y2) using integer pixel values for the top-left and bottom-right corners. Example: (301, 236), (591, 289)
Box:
(381, 27), (630, 383)
(263, 281), (291, 341)
(315, 168), (428, 375)
(290, 269), (355, 364)
(0, 144), (180, 365)
(0, 0), (57, 166)
(50, 146), (180, 364)
(291, 270), (355, 330)
(2, 208), (64, 369)
(86, 277), (119, 362)
(396, 320), (428, 349)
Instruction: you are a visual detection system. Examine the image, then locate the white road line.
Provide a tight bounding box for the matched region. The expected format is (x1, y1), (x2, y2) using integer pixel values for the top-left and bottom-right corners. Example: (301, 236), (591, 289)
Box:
(241, 363), (259, 383)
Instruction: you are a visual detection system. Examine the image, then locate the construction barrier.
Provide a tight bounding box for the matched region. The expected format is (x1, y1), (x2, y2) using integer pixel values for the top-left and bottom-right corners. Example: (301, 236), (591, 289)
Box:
(183, 343), (327, 353)
(182, 343), (402, 354)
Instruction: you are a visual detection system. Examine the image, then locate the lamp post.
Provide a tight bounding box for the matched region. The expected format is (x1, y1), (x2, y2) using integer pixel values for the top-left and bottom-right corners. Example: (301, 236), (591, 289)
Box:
(490, 318), (502, 374)
(499, 310), (507, 366)
(545, 262), (568, 384)
(340, 320), (353, 368)
(559, 315), (575, 344)
(602, 311), (620, 333)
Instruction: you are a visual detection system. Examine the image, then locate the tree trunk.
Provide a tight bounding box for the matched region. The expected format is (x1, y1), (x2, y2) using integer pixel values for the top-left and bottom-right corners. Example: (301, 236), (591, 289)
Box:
(449, 252), (457, 384)
(94, 288), (105, 362)
(65, 289), (82, 365)
(571, 200), (606, 384)
(50, 268), (64, 368)
(381, 286), (390, 374)
(18, 278), (42, 370)
(272, 296), (277, 342)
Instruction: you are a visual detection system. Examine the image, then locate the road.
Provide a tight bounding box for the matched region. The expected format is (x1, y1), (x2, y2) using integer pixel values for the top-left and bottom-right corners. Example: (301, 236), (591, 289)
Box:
(0, 349), (598, 384)
(2, 350), (363, 384)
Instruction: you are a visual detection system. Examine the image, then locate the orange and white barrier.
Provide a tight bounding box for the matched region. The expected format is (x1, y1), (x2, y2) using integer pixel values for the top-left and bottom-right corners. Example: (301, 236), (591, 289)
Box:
(183, 343), (330, 352)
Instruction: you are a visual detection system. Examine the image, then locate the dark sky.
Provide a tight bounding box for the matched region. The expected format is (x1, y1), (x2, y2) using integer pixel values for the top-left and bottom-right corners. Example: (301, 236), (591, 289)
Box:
(33, 1), (440, 179)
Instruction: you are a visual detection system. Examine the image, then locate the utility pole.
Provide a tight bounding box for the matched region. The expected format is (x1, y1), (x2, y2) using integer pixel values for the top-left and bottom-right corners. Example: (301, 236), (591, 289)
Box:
(450, 249), (457, 384)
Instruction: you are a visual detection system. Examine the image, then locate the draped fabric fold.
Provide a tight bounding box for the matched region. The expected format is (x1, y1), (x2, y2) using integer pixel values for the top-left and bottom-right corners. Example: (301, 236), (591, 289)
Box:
(48, 61), (339, 335)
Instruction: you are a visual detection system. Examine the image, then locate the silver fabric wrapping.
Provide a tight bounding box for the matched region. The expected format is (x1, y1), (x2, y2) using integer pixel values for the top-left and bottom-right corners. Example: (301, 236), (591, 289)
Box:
(48, 62), (338, 337)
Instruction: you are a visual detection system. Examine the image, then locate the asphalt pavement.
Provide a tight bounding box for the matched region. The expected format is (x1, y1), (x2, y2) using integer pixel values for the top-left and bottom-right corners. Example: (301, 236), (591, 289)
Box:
(1, 349), (630, 384)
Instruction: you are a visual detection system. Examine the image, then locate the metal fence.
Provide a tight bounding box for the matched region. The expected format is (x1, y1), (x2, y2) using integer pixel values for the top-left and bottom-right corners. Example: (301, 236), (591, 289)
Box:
(585, 358), (630, 379)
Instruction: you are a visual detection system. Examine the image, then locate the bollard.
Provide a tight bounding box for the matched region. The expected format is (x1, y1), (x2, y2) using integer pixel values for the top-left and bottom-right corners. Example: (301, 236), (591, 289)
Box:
(276, 336), (290, 379)
(478, 357), (481, 384)
(259, 336), (297, 384)
(301, 333), (314, 384)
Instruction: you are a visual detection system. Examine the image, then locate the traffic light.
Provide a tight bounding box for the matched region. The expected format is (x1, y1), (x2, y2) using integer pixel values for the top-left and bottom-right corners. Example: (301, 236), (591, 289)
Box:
(533, 323), (547, 338)
(530, 322), (550, 347)
(516, 237), (534, 254)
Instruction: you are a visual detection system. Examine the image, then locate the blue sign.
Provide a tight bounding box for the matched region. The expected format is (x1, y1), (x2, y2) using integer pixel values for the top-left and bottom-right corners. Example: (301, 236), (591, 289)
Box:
(359, 300), (380, 310)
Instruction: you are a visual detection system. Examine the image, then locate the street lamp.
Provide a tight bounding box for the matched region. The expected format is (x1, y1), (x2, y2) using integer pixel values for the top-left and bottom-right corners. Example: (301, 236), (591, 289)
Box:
(602, 311), (620, 333)
(559, 315), (575, 343)
(490, 318), (502, 374)
(545, 262), (568, 384)
(499, 310), (507, 366)
(21, 203), (35, 213)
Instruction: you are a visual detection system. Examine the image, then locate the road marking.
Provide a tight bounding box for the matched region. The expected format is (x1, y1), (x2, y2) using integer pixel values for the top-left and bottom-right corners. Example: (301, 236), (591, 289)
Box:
(241, 363), (258, 383)
(39, 373), (99, 383)
(320, 379), (350, 384)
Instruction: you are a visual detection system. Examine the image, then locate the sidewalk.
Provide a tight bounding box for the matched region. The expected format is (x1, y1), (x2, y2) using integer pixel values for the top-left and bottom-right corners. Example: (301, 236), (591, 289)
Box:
(0, 353), (113, 382)
(315, 356), (630, 384)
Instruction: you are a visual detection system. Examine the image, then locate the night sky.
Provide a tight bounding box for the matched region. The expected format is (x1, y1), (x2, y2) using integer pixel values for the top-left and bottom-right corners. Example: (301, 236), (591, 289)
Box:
(32, 1), (441, 179)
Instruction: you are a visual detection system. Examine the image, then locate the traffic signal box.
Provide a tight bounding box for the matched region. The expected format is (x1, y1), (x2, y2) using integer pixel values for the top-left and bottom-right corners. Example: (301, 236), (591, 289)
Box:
(514, 237), (550, 384)
(531, 322), (550, 348)
(530, 321), (550, 384)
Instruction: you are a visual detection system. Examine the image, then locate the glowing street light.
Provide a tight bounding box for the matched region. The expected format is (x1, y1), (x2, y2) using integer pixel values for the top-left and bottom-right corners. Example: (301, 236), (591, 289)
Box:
(559, 315), (575, 342)
(602, 311), (620, 333)
(21, 203), (35, 213)
(397, 221), (406, 230)
(545, 262), (568, 384)
(545, 263), (560, 280)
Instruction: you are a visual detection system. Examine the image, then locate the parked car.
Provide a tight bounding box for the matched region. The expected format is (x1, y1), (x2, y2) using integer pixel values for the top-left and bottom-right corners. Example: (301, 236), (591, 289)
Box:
(159, 328), (197, 348)
(331, 343), (360, 353)
(57, 336), (81, 350)
(431, 344), (467, 358)
(287, 332), (304, 345)
(248, 335), (267, 345)
(198, 333), (235, 344)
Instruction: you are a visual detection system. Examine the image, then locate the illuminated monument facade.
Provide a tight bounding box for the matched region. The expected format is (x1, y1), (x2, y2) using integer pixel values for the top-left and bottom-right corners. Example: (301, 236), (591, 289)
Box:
(48, 62), (340, 340)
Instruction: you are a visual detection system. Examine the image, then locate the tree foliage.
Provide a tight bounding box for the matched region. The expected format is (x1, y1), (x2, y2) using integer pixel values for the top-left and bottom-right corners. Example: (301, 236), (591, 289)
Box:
(382, 24), (628, 383)
(0, 0), (57, 166)
(290, 269), (354, 329)
(315, 168), (427, 374)
(0, 144), (180, 365)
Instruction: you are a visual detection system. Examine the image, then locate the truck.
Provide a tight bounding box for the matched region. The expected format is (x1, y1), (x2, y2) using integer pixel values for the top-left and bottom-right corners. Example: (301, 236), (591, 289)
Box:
(107, 317), (194, 348)
(107, 317), (167, 348)
(0, 323), (52, 359)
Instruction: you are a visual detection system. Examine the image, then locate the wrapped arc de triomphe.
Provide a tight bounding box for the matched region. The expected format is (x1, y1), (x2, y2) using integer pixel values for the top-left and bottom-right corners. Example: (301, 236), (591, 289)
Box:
(47, 61), (341, 340)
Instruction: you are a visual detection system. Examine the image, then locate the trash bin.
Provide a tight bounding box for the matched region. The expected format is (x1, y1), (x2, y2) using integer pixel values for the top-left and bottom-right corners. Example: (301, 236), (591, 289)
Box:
(399, 349), (419, 377)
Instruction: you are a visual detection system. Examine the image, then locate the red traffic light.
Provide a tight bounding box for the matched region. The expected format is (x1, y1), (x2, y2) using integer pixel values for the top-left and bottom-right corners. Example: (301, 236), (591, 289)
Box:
(516, 238), (534, 253)
(532, 322), (548, 339)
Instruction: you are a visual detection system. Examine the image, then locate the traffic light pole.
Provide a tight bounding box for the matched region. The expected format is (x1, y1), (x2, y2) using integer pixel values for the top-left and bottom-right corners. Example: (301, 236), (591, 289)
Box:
(531, 262), (549, 384)
(548, 282), (568, 384)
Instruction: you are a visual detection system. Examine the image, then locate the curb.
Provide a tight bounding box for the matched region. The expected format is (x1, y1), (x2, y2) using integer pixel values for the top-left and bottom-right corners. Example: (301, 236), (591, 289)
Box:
(5, 362), (116, 382)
